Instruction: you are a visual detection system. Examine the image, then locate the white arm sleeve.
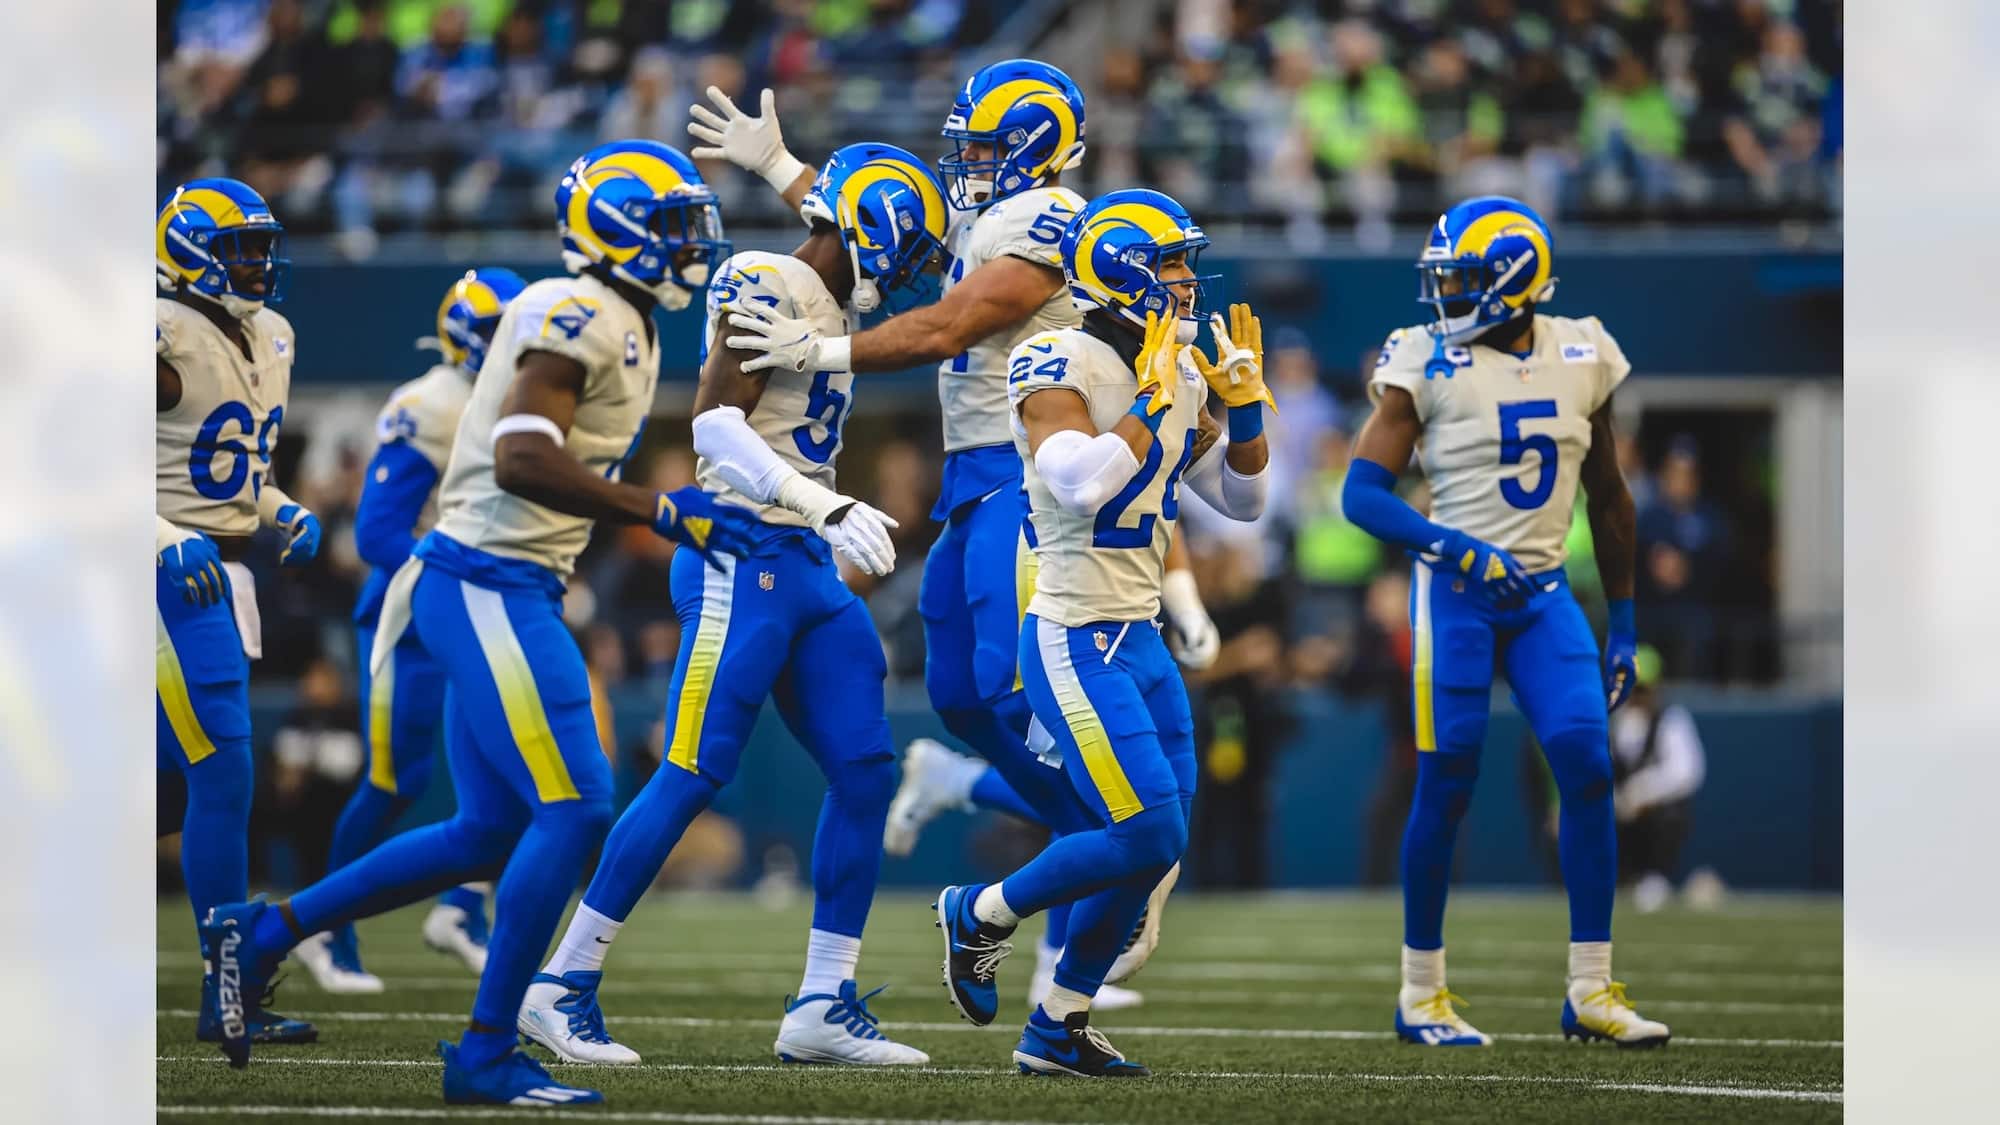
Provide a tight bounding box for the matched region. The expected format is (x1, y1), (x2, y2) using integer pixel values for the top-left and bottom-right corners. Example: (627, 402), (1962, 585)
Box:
(690, 405), (846, 527)
(1182, 438), (1268, 521)
(1035, 428), (1143, 516)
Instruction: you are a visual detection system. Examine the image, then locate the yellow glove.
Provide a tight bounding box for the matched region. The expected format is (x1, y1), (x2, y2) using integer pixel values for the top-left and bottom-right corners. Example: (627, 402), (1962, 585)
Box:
(1188, 302), (1277, 411)
(1131, 310), (1178, 422)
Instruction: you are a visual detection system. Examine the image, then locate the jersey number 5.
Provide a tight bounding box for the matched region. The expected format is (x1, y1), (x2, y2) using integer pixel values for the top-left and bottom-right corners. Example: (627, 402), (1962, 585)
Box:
(792, 371), (850, 465)
(1497, 400), (1558, 510)
(1093, 428), (1197, 548)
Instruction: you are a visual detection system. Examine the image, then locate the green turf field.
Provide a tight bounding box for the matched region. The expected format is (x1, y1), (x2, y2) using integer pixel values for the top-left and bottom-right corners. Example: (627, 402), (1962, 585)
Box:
(156, 890), (1841, 1122)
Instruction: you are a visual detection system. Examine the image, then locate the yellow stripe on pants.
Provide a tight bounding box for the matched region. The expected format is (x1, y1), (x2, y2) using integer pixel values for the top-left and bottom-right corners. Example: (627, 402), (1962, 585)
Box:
(156, 610), (218, 765)
(459, 581), (580, 802)
(1012, 527), (1039, 693)
(367, 643), (398, 793)
(1412, 561), (1437, 752)
(668, 556), (736, 773)
(1036, 616), (1143, 822)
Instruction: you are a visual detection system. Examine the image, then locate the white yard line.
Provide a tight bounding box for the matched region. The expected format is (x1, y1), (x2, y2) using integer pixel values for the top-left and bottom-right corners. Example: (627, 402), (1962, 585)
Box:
(155, 1011), (1841, 1049)
(155, 1106), (1058, 1124)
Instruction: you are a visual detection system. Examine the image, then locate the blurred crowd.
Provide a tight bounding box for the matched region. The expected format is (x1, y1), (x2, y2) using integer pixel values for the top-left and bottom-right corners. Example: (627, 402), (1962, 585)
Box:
(160, 0), (1842, 252)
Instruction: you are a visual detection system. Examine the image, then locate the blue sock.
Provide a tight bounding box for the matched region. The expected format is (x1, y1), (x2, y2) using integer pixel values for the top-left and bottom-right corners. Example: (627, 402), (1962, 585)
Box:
(1000, 803), (1187, 917)
(439, 884), (486, 914)
(583, 762), (718, 922)
(287, 812), (523, 944)
(1053, 873), (1159, 995)
(1543, 726), (1616, 943)
(469, 797), (613, 1033)
(810, 753), (895, 936)
(327, 783), (413, 874)
(1401, 750), (1481, 950)
(1043, 899), (1073, 954)
(457, 1026), (517, 1070)
(180, 742), (252, 932)
(971, 768), (1042, 821)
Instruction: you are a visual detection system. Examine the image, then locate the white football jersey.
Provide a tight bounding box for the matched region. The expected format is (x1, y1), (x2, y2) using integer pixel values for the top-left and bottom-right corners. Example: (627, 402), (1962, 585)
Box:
(1010, 325), (1208, 626)
(938, 186), (1084, 453)
(431, 273), (660, 577)
(1369, 313), (1630, 573)
(698, 251), (852, 528)
(371, 362), (474, 533)
(156, 298), (296, 537)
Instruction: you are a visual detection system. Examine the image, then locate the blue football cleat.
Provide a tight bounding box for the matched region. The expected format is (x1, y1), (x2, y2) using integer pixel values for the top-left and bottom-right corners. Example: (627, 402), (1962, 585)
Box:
(1394, 989), (1493, 1046)
(197, 899), (315, 1067)
(1013, 1007), (1150, 1078)
(935, 884), (1014, 1027)
(439, 1039), (604, 1106)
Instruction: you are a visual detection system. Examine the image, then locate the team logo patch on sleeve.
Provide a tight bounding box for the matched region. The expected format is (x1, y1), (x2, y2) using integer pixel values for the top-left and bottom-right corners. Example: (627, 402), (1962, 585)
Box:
(625, 331), (640, 366)
(1561, 342), (1599, 363)
(542, 297), (601, 341)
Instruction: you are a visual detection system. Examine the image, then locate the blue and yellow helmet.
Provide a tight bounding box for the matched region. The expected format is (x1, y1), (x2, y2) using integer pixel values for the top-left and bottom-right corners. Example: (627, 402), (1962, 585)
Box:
(939, 58), (1086, 212)
(1061, 188), (1217, 334)
(801, 143), (949, 315)
(156, 177), (288, 317)
(435, 267), (528, 374)
(554, 139), (729, 309)
(1416, 195), (1557, 344)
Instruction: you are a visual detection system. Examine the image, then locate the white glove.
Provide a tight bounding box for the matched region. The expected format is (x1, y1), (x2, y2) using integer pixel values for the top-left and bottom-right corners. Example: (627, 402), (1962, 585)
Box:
(1162, 568), (1219, 670)
(724, 309), (851, 375)
(688, 86), (809, 194)
(772, 475), (899, 576)
(821, 500), (900, 577)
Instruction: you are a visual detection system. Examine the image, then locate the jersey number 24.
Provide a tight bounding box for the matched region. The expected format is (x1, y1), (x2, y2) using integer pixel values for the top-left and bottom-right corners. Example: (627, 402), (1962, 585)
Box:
(1094, 428), (1197, 548)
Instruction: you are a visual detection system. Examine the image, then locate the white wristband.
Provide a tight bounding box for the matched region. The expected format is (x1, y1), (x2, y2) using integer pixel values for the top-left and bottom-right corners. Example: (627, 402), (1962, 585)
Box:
(764, 152), (809, 196)
(818, 335), (853, 374)
(493, 413), (566, 447)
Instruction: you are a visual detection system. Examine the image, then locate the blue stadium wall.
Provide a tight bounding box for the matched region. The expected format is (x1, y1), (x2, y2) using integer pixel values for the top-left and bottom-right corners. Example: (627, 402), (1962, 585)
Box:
(282, 245), (1841, 382)
(249, 686), (1842, 892)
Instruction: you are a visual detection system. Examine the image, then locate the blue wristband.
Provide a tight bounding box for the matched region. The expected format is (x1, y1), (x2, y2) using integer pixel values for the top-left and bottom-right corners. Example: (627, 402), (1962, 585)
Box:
(1227, 402), (1264, 442)
(1607, 597), (1635, 638)
(1128, 397), (1165, 434)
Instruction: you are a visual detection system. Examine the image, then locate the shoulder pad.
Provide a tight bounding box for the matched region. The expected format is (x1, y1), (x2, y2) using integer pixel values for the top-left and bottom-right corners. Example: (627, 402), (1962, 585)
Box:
(706, 251), (796, 319)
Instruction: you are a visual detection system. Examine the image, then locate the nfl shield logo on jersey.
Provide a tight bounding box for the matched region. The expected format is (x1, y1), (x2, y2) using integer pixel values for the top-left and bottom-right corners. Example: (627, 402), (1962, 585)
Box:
(1094, 630), (1109, 653)
(759, 570), (775, 591)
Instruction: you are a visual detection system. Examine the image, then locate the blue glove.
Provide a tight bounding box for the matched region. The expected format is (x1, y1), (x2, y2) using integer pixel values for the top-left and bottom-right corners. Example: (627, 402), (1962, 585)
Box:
(1432, 528), (1535, 610)
(1603, 598), (1638, 712)
(275, 503), (321, 567)
(160, 531), (229, 607)
(653, 486), (760, 572)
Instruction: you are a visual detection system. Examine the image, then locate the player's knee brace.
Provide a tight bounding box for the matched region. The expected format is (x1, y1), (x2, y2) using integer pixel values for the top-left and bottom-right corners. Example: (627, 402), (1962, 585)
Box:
(1541, 725), (1614, 805)
(1413, 749), (1481, 824)
(1103, 803), (1188, 877)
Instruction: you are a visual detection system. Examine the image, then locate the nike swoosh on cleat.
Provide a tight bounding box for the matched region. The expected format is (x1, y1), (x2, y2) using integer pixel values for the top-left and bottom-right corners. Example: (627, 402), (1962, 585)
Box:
(593, 937), (611, 944)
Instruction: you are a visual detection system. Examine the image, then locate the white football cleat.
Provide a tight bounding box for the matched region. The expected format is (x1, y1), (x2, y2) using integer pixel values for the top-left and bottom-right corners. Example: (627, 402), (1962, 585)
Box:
(1632, 872), (1673, 914)
(1105, 862), (1179, 984)
(882, 739), (982, 857)
(1562, 979), (1671, 1048)
(423, 902), (489, 974)
(774, 981), (930, 1066)
(293, 931), (385, 995)
(1395, 987), (1493, 1046)
(1027, 952), (1144, 1012)
(518, 972), (642, 1065)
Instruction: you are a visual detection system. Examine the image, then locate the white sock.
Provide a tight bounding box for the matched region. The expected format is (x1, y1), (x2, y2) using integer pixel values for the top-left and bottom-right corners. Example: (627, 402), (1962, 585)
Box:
(1041, 983), (1091, 1021)
(799, 928), (862, 998)
(974, 884), (1021, 928)
(1569, 941), (1612, 987)
(1401, 945), (1446, 997)
(543, 903), (623, 977)
(462, 881), (493, 895)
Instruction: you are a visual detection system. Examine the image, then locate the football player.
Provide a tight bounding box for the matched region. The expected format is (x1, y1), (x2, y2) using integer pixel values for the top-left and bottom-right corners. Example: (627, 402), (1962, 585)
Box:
(293, 268), (528, 995)
(156, 177), (320, 1053)
(690, 57), (1211, 1010)
(1341, 195), (1668, 1048)
(518, 144), (938, 1068)
(937, 189), (1272, 1076)
(200, 141), (759, 1107)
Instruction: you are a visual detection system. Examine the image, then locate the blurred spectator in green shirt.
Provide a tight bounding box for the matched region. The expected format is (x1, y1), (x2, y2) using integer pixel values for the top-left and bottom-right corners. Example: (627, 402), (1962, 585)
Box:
(1580, 46), (1686, 210)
